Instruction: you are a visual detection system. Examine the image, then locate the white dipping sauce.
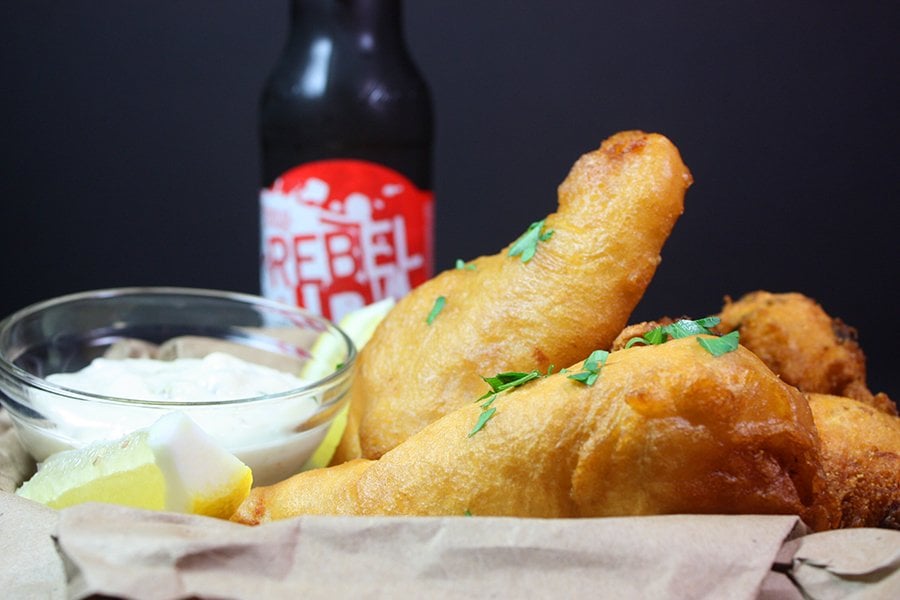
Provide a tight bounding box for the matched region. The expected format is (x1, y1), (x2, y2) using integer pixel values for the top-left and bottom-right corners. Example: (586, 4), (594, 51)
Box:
(47, 352), (309, 405)
(24, 352), (326, 486)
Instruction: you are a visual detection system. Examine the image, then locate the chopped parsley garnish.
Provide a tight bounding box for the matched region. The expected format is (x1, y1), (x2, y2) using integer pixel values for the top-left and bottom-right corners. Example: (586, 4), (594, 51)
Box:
(455, 259), (476, 270)
(468, 407), (497, 438)
(508, 219), (554, 263)
(464, 509), (473, 517)
(468, 369), (542, 437)
(567, 350), (609, 386)
(624, 316), (739, 357)
(478, 370), (542, 400)
(624, 317), (721, 348)
(697, 330), (740, 356)
(426, 295), (446, 325)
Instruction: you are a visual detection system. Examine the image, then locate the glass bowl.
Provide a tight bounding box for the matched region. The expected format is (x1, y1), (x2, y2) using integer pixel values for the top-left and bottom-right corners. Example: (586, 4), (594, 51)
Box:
(0, 287), (355, 486)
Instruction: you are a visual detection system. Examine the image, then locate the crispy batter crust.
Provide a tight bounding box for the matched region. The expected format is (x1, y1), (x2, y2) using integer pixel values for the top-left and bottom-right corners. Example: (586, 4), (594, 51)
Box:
(717, 291), (896, 415)
(808, 394), (900, 529)
(333, 131), (692, 463)
(234, 338), (834, 530)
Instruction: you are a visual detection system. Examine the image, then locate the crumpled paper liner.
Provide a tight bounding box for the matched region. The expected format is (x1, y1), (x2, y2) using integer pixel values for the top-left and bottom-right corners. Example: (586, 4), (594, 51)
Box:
(775, 528), (900, 599)
(3, 407), (898, 599)
(0, 492), (64, 599)
(28, 501), (807, 600)
(0, 408), (35, 493)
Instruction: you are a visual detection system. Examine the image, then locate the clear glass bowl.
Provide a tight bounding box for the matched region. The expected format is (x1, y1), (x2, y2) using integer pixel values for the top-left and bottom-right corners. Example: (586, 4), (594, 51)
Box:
(0, 287), (355, 486)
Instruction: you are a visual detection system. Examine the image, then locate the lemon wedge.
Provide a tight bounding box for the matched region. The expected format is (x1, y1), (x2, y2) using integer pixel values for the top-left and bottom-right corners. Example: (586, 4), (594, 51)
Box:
(301, 297), (396, 381)
(16, 412), (252, 518)
(302, 297), (395, 469)
(333, 295), (394, 352)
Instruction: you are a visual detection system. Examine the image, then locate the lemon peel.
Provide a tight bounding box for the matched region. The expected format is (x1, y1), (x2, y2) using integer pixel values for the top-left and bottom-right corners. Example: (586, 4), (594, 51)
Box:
(302, 297), (395, 469)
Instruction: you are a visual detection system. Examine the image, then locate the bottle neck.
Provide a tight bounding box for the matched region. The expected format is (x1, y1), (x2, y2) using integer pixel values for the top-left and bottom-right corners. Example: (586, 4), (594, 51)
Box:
(289, 0), (405, 42)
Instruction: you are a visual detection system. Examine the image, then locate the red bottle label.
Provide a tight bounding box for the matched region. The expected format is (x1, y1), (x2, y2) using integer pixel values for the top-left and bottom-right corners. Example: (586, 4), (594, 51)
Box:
(260, 159), (434, 321)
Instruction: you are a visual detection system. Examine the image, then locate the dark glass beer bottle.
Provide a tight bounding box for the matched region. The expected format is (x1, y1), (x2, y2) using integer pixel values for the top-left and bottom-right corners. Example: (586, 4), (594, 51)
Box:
(259, 0), (434, 321)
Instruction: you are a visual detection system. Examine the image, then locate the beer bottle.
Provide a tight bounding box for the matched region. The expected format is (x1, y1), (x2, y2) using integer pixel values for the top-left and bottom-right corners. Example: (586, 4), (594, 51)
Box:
(258, 0), (434, 322)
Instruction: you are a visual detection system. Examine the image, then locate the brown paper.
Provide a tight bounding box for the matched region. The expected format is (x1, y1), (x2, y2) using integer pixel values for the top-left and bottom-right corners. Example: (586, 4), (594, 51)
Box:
(2, 407), (898, 600)
(0, 492), (64, 599)
(0, 408), (35, 493)
(781, 528), (900, 600)
(56, 507), (802, 600)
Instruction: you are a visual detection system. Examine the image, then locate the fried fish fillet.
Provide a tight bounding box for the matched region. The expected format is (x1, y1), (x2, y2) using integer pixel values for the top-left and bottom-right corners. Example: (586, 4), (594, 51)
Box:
(234, 337), (834, 531)
(808, 393), (900, 529)
(717, 291), (896, 415)
(332, 131), (693, 463)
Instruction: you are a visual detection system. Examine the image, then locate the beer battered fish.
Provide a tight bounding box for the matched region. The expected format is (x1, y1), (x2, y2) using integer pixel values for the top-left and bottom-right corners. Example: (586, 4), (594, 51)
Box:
(717, 291), (896, 415)
(808, 393), (900, 529)
(333, 131), (692, 463)
(234, 337), (834, 531)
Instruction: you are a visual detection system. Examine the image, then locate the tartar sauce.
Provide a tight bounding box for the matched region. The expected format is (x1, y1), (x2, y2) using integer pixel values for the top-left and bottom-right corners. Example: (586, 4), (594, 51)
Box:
(46, 352), (308, 403)
(25, 352), (325, 485)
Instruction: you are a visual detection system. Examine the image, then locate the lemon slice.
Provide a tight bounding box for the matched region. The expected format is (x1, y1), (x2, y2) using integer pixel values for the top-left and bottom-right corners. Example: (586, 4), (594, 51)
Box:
(16, 412), (252, 518)
(301, 297), (396, 381)
(302, 297), (395, 469)
(334, 295), (394, 351)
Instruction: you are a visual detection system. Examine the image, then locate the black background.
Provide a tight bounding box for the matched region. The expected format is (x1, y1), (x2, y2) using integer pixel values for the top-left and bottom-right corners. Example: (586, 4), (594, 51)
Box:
(1, 1), (897, 399)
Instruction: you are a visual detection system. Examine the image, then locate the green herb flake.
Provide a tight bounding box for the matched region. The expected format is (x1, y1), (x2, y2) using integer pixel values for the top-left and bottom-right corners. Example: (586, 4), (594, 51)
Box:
(479, 393), (499, 410)
(624, 327), (663, 349)
(455, 259), (476, 270)
(694, 316), (721, 329)
(467, 406), (497, 437)
(478, 370), (541, 399)
(508, 219), (555, 263)
(624, 317), (721, 349)
(667, 316), (721, 339)
(469, 369), (542, 438)
(622, 316), (739, 358)
(567, 349), (609, 386)
(697, 330), (740, 357)
(426, 295), (446, 325)
(464, 509), (473, 517)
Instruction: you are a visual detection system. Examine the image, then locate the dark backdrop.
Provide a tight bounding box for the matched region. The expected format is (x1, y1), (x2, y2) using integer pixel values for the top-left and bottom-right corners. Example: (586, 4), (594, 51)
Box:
(1, 1), (897, 399)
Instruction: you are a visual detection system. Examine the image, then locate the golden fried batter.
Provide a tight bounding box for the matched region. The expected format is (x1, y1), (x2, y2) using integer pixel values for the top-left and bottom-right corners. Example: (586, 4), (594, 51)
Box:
(234, 337), (834, 531)
(808, 393), (900, 529)
(717, 291), (896, 415)
(333, 131), (693, 463)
